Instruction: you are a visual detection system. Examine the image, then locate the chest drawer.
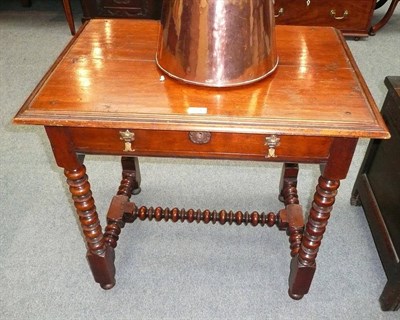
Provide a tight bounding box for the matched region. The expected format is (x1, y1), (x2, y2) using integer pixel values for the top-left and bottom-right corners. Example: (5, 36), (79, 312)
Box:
(84, 0), (161, 19)
(67, 127), (333, 162)
(274, 0), (375, 36)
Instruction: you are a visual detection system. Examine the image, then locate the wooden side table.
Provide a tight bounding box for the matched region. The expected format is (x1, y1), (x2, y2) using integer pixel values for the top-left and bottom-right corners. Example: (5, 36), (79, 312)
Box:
(13, 19), (389, 300)
(352, 76), (400, 311)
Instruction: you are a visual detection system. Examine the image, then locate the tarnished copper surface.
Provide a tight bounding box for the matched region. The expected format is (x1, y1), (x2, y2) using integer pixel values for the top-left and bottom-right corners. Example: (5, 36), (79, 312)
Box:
(156, 0), (278, 87)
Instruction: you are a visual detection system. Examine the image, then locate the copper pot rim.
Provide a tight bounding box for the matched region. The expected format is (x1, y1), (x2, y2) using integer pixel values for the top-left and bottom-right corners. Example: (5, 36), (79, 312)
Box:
(155, 56), (280, 88)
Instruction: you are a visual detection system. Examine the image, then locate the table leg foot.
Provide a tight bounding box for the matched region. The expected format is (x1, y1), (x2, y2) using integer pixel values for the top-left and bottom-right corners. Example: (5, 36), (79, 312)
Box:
(288, 256), (316, 299)
(87, 246), (116, 290)
(101, 283), (115, 290)
(288, 289), (304, 300)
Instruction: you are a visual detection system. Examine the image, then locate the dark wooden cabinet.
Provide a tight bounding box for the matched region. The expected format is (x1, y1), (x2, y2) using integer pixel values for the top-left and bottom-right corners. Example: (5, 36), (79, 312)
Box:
(79, 0), (375, 37)
(81, 0), (162, 20)
(274, 0), (376, 37)
(352, 76), (400, 311)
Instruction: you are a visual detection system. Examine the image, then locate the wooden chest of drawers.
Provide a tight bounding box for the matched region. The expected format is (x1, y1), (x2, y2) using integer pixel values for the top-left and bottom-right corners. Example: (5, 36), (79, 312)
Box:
(274, 0), (376, 37)
(80, 0), (376, 37)
(81, 0), (376, 37)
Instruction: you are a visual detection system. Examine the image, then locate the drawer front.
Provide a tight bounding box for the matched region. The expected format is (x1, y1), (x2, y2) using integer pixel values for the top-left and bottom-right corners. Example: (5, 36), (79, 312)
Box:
(274, 0), (374, 35)
(95, 0), (161, 19)
(69, 128), (332, 162)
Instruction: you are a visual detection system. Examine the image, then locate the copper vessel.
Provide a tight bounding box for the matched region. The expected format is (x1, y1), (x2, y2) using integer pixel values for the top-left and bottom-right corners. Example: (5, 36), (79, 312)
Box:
(156, 0), (278, 87)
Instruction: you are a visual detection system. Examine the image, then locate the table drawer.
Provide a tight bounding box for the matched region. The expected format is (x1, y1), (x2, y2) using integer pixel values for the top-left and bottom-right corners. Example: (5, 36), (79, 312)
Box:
(274, 0), (375, 36)
(68, 128), (332, 162)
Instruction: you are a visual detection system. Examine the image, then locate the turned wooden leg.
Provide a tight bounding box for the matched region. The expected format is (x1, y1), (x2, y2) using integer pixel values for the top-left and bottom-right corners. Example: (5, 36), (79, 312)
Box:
(277, 164), (304, 257)
(279, 163), (299, 205)
(103, 157), (141, 249)
(120, 157), (141, 196)
(45, 127), (116, 289)
(288, 175), (339, 299)
(288, 138), (358, 299)
(65, 165), (116, 289)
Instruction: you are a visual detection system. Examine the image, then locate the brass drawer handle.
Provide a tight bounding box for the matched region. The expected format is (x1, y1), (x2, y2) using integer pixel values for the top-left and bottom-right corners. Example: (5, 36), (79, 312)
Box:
(265, 135), (281, 158)
(330, 9), (349, 20)
(275, 7), (284, 18)
(119, 130), (135, 152)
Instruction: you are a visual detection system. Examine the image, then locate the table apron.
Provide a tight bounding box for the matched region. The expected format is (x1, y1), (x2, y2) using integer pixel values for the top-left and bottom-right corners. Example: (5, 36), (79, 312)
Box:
(66, 127), (333, 162)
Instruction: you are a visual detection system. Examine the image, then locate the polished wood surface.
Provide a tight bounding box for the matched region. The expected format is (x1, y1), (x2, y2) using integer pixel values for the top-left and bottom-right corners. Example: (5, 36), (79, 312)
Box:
(13, 19), (389, 301)
(352, 76), (400, 311)
(15, 19), (388, 139)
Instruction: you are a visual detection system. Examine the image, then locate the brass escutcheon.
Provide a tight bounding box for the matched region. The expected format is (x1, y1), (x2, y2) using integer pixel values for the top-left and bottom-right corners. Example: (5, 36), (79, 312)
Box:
(119, 130), (135, 152)
(188, 131), (211, 144)
(265, 135), (281, 158)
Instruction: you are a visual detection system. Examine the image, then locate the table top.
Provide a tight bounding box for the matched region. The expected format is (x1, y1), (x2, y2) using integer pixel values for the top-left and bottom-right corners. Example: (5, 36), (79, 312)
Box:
(14, 19), (388, 139)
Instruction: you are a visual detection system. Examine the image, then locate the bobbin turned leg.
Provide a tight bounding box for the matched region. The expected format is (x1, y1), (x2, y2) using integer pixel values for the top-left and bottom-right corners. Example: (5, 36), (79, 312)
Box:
(45, 127), (116, 289)
(103, 157), (139, 249)
(65, 165), (116, 289)
(121, 157), (141, 195)
(288, 175), (338, 299)
(279, 163), (299, 205)
(288, 138), (358, 299)
(277, 163), (304, 258)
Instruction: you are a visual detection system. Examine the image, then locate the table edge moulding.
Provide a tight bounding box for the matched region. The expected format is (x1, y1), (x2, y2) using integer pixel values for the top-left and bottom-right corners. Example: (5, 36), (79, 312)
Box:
(13, 19), (389, 302)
